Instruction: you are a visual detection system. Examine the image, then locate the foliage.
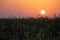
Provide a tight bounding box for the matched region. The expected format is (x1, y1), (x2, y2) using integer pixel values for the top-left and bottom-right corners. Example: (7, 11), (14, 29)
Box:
(0, 17), (60, 40)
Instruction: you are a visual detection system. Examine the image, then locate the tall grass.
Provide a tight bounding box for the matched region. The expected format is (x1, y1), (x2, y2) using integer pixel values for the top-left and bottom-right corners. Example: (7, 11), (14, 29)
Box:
(0, 17), (60, 40)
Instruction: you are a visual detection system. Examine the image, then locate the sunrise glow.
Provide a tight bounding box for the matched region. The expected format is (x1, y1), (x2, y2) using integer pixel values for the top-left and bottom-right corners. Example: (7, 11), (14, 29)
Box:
(0, 0), (60, 18)
(40, 10), (46, 15)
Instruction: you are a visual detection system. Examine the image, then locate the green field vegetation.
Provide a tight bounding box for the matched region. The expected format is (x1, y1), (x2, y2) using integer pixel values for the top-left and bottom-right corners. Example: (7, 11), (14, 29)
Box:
(0, 17), (60, 40)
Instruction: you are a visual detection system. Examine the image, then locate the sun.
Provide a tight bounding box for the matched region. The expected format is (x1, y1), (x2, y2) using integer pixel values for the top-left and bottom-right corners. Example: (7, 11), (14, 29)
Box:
(40, 10), (46, 14)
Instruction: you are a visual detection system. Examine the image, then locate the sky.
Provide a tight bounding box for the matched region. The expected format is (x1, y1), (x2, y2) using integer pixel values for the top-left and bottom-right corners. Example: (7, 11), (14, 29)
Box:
(0, 0), (60, 18)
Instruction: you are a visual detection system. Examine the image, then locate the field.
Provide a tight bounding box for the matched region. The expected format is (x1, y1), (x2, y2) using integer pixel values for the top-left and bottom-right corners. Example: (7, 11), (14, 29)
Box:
(0, 17), (60, 40)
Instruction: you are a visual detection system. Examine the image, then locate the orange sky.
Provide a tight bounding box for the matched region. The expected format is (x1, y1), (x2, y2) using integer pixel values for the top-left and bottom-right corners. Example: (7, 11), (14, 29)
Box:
(0, 0), (60, 18)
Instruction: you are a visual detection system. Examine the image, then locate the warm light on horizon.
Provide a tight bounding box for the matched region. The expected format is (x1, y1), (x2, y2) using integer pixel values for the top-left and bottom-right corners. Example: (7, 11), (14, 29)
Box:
(40, 10), (46, 15)
(0, 0), (60, 18)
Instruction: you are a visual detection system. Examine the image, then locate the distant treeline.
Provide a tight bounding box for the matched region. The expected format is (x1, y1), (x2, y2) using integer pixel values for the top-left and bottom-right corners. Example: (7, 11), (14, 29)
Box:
(0, 17), (60, 40)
